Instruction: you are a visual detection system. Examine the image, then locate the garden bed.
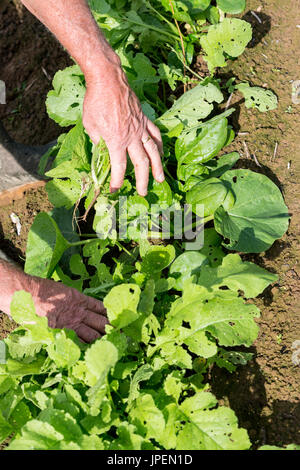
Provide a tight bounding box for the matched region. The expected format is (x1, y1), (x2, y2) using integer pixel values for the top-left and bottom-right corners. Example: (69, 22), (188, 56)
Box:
(0, 0), (299, 449)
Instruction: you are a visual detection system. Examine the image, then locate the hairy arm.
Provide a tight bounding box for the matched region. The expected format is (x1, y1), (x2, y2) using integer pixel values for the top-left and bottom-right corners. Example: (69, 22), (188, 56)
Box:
(20, 0), (165, 196)
(0, 259), (108, 342)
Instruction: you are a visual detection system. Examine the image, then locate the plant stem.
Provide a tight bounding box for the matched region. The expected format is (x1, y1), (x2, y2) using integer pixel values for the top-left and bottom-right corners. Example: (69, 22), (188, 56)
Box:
(69, 238), (100, 248)
(144, 1), (179, 35)
(115, 240), (135, 258)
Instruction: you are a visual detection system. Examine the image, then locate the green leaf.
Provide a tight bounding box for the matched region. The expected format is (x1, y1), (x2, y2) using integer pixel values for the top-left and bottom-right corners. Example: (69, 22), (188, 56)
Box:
(236, 83), (278, 112)
(198, 254), (277, 298)
(85, 340), (119, 386)
(5, 330), (43, 360)
(46, 178), (83, 210)
(198, 228), (225, 267)
(140, 245), (176, 275)
(6, 356), (46, 377)
(156, 83), (223, 131)
(185, 330), (217, 358)
(158, 63), (182, 91)
(216, 0), (246, 14)
(154, 283), (260, 357)
(93, 196), (117, 240)
(111, 422), (147, 450)
(200, 19), (252, 72)
(104, 284), (141, 329)
(7, 409), (83, 450)
(112, 362), (138, 380)
(81, 411), (118, 436)
(177, 391), (250, 450)
(169, 251), (209, 290)
(177, 118), (229, 165)
(124, 280), (157, 344)
(8, 401), (31, 432)
(7, 419), (62, 449)
(25, 212), (70, 278)
(84, 334), (126, 387)
(163, 372), (184, 403)
(129, 393), (165, 441)
(205, 152), (240, 178)
(127, 53), (160, 101)
(186, 177), (235, 217)
(0, 375), (15, 395)
(51, 120), (90, 170)
(89, 0), (111, 15)
(215, 169), (290, 253)
(47, 331), (81, 368)
(128, 364), (154, 406)
(78, 434), (105, 450)
(10, 291), (54, 344)
(46, 65), (85, 126)
(179, 162), (209, 182)
(160, 0), (192, 23)
(0, 411), (13, 444)
(39, 408), (82, 442)
(147, 179), (173, 208)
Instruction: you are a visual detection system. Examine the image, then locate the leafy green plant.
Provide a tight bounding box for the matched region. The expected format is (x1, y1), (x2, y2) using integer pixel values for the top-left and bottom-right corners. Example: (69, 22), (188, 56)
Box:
(0, 0), (291, 450)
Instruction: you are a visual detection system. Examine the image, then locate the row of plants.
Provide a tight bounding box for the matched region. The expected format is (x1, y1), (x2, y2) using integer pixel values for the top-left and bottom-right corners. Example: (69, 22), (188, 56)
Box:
(0, 1), (296, 450)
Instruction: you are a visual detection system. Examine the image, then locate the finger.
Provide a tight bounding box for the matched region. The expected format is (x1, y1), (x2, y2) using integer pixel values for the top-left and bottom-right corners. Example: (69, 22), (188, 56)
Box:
(147, 119), (164, 156)
(86, 296), (107, 316)
(84, 310), (109, 334)
(76, 324), (102, 343)
(108, 146), (127, 192)
(142, 133), (165, 184)
(127, 140), (150, 196)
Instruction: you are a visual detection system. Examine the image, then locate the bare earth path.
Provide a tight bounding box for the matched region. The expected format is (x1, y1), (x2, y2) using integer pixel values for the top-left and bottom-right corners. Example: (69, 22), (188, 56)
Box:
(210, 0), (300, 447)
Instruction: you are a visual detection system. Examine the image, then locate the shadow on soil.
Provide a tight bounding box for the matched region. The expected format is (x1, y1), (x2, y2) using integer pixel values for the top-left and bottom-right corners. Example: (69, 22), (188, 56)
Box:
(0, 221), (24, 266)
(242, 11), (272, 49)
(209, 352), (300, 448)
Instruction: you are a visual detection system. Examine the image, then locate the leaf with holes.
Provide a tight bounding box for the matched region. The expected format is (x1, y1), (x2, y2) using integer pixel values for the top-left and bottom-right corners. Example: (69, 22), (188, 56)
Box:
(200, 19), (252, 72)
(46, 66), (85, 126)
(236, 83), (278, 112)
(214, 169), (290, 253)
(156, 83), (223, 132)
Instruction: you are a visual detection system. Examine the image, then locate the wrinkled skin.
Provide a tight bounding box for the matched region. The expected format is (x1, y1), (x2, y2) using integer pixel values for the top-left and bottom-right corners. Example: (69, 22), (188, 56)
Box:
(0, 260), (108, 343)
(30, 276), (109, 343)
(4, 0), (166, 334)
(21, 0), (165, 196)
(83, 63), (164, 196)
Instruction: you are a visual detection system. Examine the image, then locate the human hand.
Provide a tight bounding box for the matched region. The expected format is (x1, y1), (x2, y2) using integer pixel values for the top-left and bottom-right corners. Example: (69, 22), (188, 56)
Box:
(30, 276), (108, 343)
(83, 60), (165, 196)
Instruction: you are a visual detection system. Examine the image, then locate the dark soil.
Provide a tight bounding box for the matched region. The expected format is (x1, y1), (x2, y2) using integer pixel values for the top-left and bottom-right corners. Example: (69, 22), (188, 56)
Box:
(209, 0), (300, 448)
(0, 0), (299, 450)
(0, 186), (53, 264)
(0, 0), (71, 145)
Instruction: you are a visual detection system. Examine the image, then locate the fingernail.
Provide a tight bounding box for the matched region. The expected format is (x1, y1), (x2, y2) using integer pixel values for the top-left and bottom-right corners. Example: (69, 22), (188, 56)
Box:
(139, 190), (147, 197)
(156, 173), (165, 183)
(110, 187), (118, 194)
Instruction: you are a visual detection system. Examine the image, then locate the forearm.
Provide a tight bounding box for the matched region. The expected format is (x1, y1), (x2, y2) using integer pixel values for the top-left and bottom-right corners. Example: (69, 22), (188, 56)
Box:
(0, 259), (34, 315)
(20, 0), (120, 82)
(20, 0), (164, 195)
